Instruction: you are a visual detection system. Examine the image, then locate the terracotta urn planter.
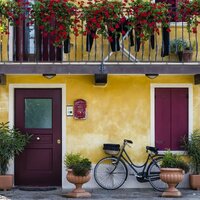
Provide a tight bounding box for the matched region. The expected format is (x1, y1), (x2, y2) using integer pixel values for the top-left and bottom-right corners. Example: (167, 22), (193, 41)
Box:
(160, 168), (184, 197)
(189, 174), (200, 190)
(65, 169), (91, 198)
(0, 175), (13, 191)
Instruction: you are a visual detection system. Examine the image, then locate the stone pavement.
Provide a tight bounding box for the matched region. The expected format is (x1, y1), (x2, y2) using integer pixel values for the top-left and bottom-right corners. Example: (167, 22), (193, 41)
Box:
(0, 188), (200, 200)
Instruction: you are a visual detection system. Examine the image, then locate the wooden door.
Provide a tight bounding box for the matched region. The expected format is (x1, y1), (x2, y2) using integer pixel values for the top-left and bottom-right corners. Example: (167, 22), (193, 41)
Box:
(14, 89), (62, 186)
(155, 88), (188, 150)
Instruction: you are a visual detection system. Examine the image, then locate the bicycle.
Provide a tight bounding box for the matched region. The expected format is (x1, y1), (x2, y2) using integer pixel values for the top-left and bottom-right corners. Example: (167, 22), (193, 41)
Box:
(94, 139), (167, 192)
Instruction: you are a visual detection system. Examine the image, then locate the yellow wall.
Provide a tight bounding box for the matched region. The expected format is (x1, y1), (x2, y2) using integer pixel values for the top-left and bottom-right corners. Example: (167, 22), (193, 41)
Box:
(0, 75), (200, 164)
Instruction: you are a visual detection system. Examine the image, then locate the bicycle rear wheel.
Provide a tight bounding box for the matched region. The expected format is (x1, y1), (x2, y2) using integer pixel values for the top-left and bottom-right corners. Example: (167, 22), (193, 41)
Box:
(94, 157), (128, 190)
(148, 157), (168, 192)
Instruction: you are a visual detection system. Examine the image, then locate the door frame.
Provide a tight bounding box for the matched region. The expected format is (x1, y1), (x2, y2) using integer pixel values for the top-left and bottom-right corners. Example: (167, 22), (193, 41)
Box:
(150, 83), (193, 153)
(8, 84), (66, 188)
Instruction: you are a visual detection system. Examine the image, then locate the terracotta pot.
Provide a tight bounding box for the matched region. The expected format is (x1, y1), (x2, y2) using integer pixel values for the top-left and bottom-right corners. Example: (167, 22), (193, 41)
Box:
(65, 169), (91, 198)
(0, 175), (13, 191)
(160, 168), (184, 197)
(182, 50), (193, 62)
(189, 174), (200, 190)
(177, 50), (193, 62)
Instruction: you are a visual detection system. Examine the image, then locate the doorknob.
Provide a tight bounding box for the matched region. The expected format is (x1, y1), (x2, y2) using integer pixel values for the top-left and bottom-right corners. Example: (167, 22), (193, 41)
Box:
(57, 139), (61, 144)
(36, 137), (40, 141)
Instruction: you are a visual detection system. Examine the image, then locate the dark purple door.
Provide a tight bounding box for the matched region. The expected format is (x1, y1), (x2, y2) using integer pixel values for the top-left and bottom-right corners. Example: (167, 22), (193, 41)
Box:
(14, 89), (62, 186)
(155, 88), (188, 150)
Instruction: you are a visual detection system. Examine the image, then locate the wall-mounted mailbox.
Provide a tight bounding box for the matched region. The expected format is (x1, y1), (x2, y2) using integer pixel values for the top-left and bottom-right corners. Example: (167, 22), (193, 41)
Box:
(74, 99), (87, 119)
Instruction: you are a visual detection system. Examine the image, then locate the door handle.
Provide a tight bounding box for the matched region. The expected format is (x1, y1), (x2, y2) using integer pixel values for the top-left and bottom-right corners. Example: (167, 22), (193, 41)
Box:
(36, 137), (40, 141)
(57, 139), (61, 144)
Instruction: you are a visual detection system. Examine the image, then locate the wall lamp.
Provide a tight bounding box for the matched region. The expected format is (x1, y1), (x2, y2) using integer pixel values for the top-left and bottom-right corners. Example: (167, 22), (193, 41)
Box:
(0, 74), (6, 85)
(42, 74), (56, 79)
(145, 74), (159, 79)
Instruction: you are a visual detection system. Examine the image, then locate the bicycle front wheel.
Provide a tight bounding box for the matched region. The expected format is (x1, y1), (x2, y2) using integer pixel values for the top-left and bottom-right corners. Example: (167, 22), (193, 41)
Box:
(148, 157), (168, 192)
(94, 157), (128, 190)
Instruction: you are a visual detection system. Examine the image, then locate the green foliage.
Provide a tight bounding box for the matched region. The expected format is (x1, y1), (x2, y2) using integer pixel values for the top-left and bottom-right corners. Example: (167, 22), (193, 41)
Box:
(170, 38), (193, 53)
(64, 153), (92, 176)
(0, 0), (25, 34)
(0, 122), (32, 175)
(182, 130), (200, 174)
(64, 153), (82, 169)
(72, 158), (92, 176)
(161, 151), (189, 173)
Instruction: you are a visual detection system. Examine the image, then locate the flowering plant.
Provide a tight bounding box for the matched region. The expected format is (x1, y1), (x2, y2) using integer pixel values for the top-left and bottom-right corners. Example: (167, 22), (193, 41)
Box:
(80, 0), (126, 39)
(29, 0), (80, 47)
(128, 0), (171, 41)
(0, 0), (24, 34)
(178, 0), (200, 34)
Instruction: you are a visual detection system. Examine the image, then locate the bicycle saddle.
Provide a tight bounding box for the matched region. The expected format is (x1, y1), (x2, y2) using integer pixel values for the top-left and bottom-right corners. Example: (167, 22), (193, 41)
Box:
(124, 139), (133, 144)
(146, 146), (158, 154)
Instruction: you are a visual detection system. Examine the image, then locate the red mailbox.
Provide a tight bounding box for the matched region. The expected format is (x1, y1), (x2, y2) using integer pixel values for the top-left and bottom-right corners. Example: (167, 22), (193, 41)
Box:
(74, 99), (87, 119)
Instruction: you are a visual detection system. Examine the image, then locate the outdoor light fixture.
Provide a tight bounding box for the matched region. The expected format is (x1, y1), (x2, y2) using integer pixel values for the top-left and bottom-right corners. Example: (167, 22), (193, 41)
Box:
(42, 74), (56, 79)
(94, 73), (108, 85)
(145, 74), (159, 79)
(0, 74), (6, 85)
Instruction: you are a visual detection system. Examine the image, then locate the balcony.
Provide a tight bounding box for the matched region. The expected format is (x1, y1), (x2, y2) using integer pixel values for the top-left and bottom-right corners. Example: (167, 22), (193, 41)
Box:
(1, 1), (200, 77)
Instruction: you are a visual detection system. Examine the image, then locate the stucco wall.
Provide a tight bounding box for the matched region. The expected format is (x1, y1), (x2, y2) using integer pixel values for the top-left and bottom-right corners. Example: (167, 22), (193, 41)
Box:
(0, 74), (199, 164)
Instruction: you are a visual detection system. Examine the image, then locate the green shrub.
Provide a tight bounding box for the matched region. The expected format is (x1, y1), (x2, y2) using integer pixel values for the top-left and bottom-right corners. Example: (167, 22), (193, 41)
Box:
(64, 153), (92, 176)
(182, 130), (200, 174)
(161, 151), (189, 173)
(64, 153), (82, 169)
(170, 38), (191, 53)
(0, 122), (32, 175)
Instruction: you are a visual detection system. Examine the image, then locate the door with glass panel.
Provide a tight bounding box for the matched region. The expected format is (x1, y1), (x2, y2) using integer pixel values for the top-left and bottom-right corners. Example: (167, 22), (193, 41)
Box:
(14, 89), (62, 186)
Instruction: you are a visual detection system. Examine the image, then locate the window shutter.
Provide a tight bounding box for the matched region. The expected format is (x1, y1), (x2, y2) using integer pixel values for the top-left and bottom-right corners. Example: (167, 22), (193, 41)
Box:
(171, 88), (188, 150)
(155, 88), (188, 151)
(155, 88), (171, 150)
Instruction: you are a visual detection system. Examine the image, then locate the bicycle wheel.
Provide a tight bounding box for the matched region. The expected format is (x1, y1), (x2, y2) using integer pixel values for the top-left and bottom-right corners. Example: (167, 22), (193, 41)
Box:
(148, 157), (168, 192)
(94, 156), (128, 190)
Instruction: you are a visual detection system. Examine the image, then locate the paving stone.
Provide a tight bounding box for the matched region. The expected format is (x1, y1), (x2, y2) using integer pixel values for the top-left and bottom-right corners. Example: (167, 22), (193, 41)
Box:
(0, 188), (200, 200)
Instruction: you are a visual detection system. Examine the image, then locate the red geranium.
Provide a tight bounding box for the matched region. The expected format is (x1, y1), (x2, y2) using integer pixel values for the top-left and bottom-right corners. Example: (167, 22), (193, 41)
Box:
(0, 0), (25, 34)
(128, 0), (171, 41)
(29, 0), (80, 47)
(80, 0), (126, 38)
(178, 0), (200, 34)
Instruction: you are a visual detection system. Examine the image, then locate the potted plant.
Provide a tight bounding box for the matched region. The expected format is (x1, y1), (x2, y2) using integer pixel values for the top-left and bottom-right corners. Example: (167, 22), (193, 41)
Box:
(170, 38), (194, 62)
(160, 151), (189, 197)
(182, 130), (200, 189)
(80, 0), (126, 52)
(29, 0), (80, 48)
(128, 0), (171, 42)
(0, 122), (31, 191)
(177, 0), (200, 34)
(64, 153), (92, 198)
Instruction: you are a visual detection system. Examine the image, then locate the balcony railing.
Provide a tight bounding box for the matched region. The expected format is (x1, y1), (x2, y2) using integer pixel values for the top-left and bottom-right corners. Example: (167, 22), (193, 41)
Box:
(0, 23), (199, 64)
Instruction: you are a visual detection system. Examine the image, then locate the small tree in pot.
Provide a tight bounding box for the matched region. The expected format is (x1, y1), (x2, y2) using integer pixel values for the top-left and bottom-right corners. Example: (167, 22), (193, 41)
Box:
(0, 122), (31, 190)
(160, 151), (189, 197)
(64, 153), (92, 198)
(170, 38), (194, 62)
(182, 130), (200, 189)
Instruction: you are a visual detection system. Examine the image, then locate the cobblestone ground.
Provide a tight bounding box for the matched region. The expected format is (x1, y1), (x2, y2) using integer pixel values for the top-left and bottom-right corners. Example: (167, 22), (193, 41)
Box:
(0, 188), (200, 200)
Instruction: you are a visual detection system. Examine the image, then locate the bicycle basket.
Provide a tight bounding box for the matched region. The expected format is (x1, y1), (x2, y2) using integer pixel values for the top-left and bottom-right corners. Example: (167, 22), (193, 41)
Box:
(103, 144), (120, 155)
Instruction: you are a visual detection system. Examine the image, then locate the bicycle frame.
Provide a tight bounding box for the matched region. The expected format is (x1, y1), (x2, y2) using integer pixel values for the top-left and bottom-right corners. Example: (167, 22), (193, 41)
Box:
(113, 142), (161, 181)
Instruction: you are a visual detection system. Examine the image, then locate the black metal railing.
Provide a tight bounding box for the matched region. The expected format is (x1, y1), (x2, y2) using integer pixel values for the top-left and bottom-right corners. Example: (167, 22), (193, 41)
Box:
(0, 23), (199, 63)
